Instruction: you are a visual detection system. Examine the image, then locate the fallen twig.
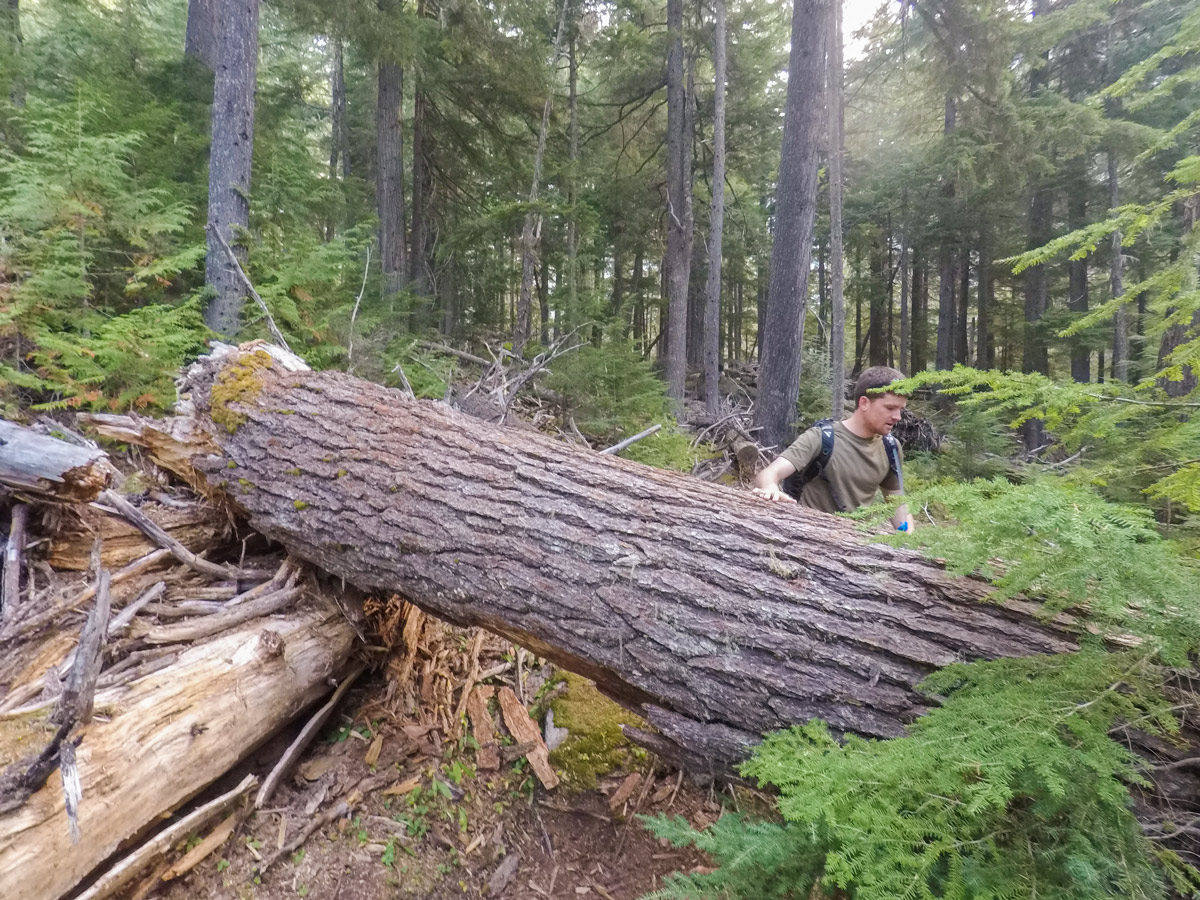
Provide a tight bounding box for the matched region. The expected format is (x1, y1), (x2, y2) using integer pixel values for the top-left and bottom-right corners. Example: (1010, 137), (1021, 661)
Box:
(258, 771), (394, 875)
(73, 774), (257, 900)
(255, 662), (367, 809)
(600, 424), (662, 456)
(97, 491), (231, 579)
(136, 585), (301, 644)
(346, 242), (373, 375)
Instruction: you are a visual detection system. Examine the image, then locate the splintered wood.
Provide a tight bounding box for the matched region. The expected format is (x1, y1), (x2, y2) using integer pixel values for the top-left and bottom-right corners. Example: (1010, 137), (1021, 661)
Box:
(498, 686), (560, 789)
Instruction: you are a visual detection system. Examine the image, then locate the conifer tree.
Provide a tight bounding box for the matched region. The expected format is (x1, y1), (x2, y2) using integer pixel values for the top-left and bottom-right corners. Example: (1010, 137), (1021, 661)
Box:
(203, 0), (260, 336)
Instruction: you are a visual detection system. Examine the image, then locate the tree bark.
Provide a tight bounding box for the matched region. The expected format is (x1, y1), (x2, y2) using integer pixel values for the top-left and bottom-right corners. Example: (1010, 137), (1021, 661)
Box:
(753, 0), (827, 449)
(202, 0), (259, 337)
(121, 346), (1084, 777)
(702, 0), (727, 417)
(184, 0), (216, 70)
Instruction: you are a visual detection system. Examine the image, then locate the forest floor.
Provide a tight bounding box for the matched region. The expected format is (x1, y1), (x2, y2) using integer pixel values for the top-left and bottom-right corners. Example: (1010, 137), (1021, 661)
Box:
(152, 617), (729, 900)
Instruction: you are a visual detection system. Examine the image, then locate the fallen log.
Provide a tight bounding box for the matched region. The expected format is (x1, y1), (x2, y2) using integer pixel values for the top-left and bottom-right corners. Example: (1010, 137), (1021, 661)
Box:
(0, 594), (355, 900)
(97, 345), (1079, 773)
(0, 420), (114, 502)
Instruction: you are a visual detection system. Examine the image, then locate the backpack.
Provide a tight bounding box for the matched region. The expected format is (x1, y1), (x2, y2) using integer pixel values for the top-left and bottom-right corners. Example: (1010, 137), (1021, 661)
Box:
(780, 419), (903, 511)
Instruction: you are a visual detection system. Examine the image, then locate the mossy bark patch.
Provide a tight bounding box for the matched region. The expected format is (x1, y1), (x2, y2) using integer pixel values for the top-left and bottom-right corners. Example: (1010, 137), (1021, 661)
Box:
(548, 672), (645, 790)
(209, 349), (274, 434)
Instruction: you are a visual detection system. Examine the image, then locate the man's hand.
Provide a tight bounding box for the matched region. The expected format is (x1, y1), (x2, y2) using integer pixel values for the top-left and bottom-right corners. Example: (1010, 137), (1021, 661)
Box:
(891, 501), (914, 533)
(751, 484), (796, 503)
(753, 457), (798, 504)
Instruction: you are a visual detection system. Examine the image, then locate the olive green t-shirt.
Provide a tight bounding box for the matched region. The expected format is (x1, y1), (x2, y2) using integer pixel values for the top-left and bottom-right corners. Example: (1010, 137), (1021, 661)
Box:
(779, 421), (903, 514)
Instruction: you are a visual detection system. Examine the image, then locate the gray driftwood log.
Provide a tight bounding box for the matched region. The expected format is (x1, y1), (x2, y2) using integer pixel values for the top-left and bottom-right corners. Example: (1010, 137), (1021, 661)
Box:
(104, 345), (1079, 772)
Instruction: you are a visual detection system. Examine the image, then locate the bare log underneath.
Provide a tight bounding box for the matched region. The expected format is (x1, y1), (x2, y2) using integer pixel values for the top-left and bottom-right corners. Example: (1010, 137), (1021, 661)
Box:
(170, 349), (1076, 766)
(0, 598), (355, 900)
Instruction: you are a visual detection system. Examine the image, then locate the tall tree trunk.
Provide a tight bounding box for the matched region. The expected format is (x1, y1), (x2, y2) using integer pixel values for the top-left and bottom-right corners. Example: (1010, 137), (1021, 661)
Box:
(184, 0), (217, 70)
(330, 38), (349, 181)
(753, 0), (827, 449)
(911, 252), (926, 372)
(566, 19), (580, 335)
(538, 263), (551, 346)
(956, 247), (969, 365)
(935, 91), (957, 371)
(899, 227), (909, 373)
(631, 245), (645, 344)
(377, 59), (407, 301)
(409, 0), (434, 303)
(702, 0), (727, 417)
(1067, 162), (1090, 382)
(2, 0), (25, 132)
(828, 0), (846, 416)
(664, 0), (690, 400)
(202, 0), (260, 337)
(682, 60), (699, 364)
(1158, 197), (1200, 397)
(977, 233), (994, 368)
(515, 0), (570, 349)
(869, 235), (888, 366)
(1110, 151), (1128, 382)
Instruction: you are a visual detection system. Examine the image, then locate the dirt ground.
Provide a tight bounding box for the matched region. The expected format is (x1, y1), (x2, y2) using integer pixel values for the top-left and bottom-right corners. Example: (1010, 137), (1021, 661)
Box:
(150, 668), (721, 900)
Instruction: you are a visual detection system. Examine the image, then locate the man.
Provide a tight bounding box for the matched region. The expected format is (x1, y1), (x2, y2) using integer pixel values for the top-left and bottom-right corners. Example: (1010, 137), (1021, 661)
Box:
(753, 366), (915, 532)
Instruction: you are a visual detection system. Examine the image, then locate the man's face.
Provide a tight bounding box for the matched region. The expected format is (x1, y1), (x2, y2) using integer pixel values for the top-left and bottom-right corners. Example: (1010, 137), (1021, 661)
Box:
(858, 392), (907, 436)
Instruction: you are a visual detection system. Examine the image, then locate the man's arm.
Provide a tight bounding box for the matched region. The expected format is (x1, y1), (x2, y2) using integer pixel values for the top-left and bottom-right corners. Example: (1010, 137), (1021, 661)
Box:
(884, 492), (915, 532)
(753, 457), (799, 502)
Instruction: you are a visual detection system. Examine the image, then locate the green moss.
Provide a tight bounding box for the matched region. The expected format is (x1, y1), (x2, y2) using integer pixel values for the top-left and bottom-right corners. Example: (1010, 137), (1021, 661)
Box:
(286, 467), (301, 476)
(209, 349), (273, 434)
(547, 672), (645, 790)
(226, 460), (238, 469)
(293, 500), (309, 511)
(335, 469), (348, 478)
(237, 478), (251, 487)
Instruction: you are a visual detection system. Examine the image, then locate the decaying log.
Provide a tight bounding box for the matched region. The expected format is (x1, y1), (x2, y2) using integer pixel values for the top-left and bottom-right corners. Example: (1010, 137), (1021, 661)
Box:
(47, 501), (228, 571)
(0, 596), (356, 900)
(101, 345), (1080, 774)
(0, 420), (114, 502)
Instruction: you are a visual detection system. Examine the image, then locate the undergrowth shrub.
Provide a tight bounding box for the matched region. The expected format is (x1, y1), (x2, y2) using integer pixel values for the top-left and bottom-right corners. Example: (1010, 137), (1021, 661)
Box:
(545, 342), (706, 471)
(645, 475), (1200, 900)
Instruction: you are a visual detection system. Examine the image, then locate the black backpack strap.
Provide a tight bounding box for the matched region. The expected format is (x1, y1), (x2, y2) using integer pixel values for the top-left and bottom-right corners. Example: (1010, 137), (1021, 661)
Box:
(882, 433), (904, 493)
(781, 419), (836, 503)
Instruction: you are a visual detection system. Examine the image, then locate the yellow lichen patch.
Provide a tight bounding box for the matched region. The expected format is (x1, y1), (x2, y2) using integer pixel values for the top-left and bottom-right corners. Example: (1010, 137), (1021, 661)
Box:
(209, 349), (274, 434)
(548, 671), (645, 791)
